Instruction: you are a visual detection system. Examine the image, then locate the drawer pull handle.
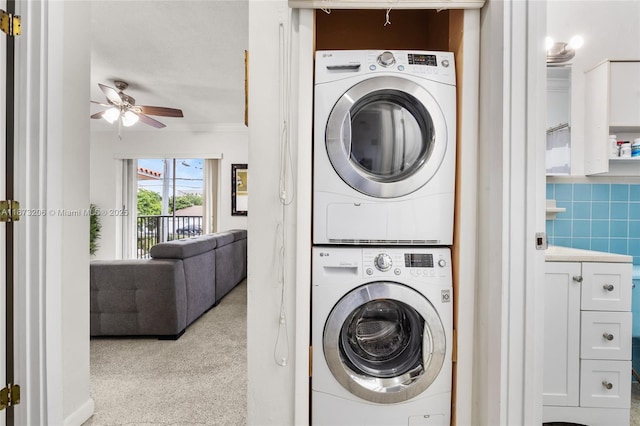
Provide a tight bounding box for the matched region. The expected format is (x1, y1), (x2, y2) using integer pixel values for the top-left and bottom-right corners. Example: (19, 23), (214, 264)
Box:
(602, 381), (614, 390)
(603, 284), (615, 292)
(573, 275), (583, 283)
(603, 333), (615, 341)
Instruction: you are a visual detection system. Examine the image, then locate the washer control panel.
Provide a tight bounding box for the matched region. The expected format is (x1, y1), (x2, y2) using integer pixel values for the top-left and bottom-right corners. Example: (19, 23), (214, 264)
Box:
(362, 248), (450, 279)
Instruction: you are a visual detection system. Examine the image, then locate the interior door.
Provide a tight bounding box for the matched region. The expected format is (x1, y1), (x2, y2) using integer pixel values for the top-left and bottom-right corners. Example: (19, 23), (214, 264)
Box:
(1, 0), (16, 423)
(0, 0), (8, 423)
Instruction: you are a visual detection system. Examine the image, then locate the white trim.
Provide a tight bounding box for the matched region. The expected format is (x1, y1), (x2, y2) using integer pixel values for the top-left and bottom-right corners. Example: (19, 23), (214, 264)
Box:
(63, 398), (95, 426)
(454, 8), (480, 426)
(12, 0), (66, 424)
(293, 8), (314, 426)
(476, 0), (546, 423)
(288, 0), (485, 9)
(91, 122), (249, 134)
(112, 152), (224, 160)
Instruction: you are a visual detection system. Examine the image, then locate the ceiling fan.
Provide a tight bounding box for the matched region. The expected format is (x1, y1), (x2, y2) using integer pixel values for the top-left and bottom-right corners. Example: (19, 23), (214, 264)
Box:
(90, 80), (183, 129)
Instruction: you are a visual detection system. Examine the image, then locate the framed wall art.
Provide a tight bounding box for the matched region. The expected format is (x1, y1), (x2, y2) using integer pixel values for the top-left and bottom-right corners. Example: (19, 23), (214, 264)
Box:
(232, 163), (248, 216)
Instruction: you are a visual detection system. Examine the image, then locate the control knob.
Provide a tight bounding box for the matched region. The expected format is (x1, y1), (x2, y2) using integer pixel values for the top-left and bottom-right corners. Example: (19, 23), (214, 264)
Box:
(438, 259), (447, 267)
(374, 253), (393, 272)
(377, 51), (396, 67)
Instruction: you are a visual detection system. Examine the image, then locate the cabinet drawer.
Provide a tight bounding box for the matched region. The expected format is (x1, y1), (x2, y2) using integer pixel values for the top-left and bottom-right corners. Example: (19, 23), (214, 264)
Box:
(581, 263), (632, 311)
(580, 311), (631, 360)
(580, 359), (631, 408)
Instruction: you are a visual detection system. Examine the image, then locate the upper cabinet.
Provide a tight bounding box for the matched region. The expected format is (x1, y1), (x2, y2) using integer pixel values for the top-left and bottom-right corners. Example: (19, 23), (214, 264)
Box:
(288, 0), (484, 8)
(585, 60), (640, 175)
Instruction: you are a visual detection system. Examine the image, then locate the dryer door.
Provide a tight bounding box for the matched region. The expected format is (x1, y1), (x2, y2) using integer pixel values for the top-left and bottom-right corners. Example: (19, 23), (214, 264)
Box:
(323, 282), (446, 404)
(325, 76), (449, 198)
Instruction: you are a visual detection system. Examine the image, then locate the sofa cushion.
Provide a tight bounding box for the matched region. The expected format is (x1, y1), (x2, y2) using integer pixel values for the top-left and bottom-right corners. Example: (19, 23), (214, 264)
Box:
(213, 231), (235, 248)
(90, 259), (188, 336)
(150, 234), (217, 259)
(231, 229), (247, 241)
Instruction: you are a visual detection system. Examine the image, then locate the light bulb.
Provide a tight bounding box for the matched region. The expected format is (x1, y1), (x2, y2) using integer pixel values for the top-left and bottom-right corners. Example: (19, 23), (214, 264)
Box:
(122, 110), (139, 127)
(103, 108), (120, 124)
(568, 35), (584, 50)
(545, 36), (554, 51)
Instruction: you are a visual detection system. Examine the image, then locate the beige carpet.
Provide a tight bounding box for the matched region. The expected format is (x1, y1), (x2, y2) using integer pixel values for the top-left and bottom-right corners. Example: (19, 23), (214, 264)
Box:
(83, 280), (247, 426)
(633, 382), (640, 425)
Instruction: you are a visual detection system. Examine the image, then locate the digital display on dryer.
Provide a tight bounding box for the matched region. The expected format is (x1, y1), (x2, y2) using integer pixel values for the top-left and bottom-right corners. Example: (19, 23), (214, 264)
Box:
(408, 54), (437, 66)
(404, 253), (434, 268)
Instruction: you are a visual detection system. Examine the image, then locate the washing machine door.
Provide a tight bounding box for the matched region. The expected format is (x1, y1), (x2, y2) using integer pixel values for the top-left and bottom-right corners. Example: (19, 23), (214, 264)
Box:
(325, 76), (449, 198)
(323, 282), (446, 404)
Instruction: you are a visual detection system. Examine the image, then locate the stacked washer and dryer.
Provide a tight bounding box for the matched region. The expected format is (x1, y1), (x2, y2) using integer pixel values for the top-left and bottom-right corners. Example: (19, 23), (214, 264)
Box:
(311, 50), (457, 426)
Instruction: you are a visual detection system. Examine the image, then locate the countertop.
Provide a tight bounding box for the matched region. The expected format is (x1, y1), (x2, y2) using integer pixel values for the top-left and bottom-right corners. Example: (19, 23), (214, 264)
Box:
(545, 245), (633, 263)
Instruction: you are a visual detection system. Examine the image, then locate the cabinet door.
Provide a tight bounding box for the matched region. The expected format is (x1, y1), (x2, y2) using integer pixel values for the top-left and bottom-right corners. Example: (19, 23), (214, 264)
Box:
(581, 262), (632, 311)
(584, 61), (610, 175)
(610, 62), (640, 127)
(543, 262), (581, 406)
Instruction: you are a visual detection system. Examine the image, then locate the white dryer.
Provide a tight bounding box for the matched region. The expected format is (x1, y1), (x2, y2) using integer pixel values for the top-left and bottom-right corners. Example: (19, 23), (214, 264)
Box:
(313, 50), (457, 245)
(312, 246), (453, 426)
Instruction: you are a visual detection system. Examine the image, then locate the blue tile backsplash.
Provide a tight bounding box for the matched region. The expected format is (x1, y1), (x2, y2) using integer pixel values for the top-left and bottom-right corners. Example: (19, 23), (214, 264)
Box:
(547, 183), (640, 264)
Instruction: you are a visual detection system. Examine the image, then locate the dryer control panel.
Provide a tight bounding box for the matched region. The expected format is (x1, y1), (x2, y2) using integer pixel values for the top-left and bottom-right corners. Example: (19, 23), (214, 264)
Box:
(315, 49), (456, 86)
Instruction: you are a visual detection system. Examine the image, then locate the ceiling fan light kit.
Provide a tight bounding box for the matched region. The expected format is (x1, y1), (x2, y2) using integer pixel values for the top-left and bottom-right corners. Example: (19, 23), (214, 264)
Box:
(90, 80), (183, 131)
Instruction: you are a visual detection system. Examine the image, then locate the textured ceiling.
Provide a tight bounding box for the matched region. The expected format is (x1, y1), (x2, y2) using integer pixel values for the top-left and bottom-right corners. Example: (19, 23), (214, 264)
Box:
(90, 0), (249, 133)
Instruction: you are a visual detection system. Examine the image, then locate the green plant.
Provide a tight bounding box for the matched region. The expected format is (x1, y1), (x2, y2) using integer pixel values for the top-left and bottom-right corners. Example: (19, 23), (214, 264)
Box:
(137, 188), (162, 216)
(90, 204), (102, 256)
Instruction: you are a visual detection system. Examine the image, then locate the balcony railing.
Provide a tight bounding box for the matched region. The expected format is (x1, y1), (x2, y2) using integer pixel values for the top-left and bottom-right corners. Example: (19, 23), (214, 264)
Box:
(137, 215), (203, 258)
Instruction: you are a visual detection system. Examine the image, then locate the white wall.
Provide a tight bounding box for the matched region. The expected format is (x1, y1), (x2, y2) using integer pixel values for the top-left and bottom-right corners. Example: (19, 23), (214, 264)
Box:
(547, 0), (640, 176)
(247, 2), (304, 424)
(89, 127), (248, 259)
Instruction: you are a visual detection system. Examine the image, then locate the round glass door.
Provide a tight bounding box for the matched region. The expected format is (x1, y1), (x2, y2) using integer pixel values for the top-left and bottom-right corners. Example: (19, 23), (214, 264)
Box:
(323, 282), (446, 404)
(326, 76), (448, 198)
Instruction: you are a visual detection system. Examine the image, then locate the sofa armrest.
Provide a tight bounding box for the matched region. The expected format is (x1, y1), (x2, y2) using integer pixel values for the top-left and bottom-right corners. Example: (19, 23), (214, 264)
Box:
(90, 259), (188, 337)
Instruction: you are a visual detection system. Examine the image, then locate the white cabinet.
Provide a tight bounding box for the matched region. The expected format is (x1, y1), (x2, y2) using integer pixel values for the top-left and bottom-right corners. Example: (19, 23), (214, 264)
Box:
(543, 260), (632, 425)
(585, 60), (640, 175)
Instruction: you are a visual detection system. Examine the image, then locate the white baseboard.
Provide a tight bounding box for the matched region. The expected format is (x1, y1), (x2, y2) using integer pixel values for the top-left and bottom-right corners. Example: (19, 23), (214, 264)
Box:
(63, 398), (95, 426)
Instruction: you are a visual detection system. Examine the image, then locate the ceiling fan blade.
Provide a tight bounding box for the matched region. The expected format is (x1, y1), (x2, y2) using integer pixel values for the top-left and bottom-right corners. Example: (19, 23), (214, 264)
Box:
(90, 111), (105, 119)
(136, 112), (166, 129)
(91, 100), (111, 107)
(138, 106), (184, 117)
(98, 83), (123, 105)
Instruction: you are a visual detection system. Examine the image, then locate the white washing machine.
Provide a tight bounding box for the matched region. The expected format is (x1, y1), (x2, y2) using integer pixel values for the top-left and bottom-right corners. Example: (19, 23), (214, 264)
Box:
(312, 246), (453, 426)
(313, 50), (457, 245)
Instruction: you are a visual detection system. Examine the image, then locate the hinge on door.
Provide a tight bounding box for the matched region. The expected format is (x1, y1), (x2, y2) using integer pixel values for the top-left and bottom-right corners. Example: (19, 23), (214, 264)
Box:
(0, 200), (20, 222)
(0, 10), (21, 37)
(0, 384), (21, 411)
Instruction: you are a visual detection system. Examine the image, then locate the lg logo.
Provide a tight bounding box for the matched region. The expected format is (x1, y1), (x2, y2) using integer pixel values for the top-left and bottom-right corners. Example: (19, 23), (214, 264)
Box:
(319, 252), (330, 257)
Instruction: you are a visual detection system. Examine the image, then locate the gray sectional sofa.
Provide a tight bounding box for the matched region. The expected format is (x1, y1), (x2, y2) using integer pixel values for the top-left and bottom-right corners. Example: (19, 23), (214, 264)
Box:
(90, 229), (247, 339)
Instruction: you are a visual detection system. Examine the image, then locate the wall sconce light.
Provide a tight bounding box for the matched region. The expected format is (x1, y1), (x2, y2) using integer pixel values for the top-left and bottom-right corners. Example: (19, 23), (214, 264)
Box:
(546, 35), (584, 64)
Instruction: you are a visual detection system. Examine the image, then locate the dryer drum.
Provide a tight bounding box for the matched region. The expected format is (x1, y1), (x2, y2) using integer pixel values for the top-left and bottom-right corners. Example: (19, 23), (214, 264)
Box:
(323, 282), (447, 404)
